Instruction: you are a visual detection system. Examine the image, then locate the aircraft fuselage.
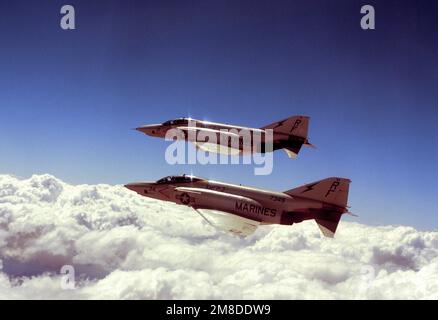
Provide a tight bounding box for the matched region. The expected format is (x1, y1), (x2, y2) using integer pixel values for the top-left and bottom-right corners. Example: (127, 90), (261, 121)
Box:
(125, 175), (345, 226)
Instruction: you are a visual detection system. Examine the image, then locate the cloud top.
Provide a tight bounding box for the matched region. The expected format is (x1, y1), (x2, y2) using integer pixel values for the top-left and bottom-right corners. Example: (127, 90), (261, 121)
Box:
(0, 174), (437, 299)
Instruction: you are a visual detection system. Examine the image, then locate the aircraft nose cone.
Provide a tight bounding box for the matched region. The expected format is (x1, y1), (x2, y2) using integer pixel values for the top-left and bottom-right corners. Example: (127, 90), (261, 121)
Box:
(124, 182), (156, 193)
(124, 183), (138, 192)
(135, 124), (161, 136)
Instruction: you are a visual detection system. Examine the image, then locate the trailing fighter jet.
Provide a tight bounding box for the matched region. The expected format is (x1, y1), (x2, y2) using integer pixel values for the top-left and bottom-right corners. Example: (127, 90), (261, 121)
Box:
(125, 174), (352, 237)
(135, 115), (314, 158)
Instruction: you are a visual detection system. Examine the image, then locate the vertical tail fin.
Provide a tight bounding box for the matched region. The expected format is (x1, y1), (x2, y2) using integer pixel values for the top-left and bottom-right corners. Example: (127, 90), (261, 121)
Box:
(262, 115), (310, 139)
(284, 177), (351, 208)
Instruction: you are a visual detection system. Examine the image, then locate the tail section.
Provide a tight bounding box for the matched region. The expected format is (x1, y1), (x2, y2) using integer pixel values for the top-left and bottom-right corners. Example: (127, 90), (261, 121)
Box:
(284, 177), (350, 208)
(285, 177), (351, 238)
(262, 115), (313, 158)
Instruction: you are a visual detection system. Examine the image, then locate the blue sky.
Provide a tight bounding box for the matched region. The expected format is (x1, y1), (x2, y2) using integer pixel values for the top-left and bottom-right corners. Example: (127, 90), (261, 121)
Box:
(0, 0), (437, 229)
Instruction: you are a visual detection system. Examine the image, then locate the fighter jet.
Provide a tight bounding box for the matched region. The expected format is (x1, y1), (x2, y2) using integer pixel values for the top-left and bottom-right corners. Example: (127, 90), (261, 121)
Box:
(125, 175), (352, 237)
(135, 115), (314, 158)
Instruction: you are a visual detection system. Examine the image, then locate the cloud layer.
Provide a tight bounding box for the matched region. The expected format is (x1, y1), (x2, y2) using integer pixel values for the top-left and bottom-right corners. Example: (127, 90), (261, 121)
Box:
(0, 174), (437, 299)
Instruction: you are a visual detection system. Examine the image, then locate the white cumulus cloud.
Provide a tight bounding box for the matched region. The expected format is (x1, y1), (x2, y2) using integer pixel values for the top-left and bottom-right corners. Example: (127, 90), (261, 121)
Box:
(0, 174), (437, 299)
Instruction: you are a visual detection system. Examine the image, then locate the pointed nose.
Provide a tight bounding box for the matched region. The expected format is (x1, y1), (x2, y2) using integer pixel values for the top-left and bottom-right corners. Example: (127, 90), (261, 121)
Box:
(124, 182), (156, 193)
(135, 124), (161, 136)
(124, 183), (138, 192)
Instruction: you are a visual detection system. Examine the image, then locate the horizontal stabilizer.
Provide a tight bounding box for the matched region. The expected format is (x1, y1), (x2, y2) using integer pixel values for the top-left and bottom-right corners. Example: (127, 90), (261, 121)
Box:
(304, 140), (316, 148)
(315, 212), (342, 238)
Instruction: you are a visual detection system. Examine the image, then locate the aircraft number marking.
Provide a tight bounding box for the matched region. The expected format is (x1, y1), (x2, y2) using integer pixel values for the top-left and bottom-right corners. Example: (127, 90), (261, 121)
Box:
(325, 180), (340, 197)
(270, 195), (285, 203)
(290, 119), (302, 132)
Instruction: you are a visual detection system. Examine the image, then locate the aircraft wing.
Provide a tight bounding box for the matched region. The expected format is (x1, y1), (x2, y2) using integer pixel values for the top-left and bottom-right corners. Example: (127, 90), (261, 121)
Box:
(174, 187), (263, 207)
(174, 187), (262, 236)
(195, 209), (260, 237)
(176, 126), (240, 138)
(193, 141), (241, 155)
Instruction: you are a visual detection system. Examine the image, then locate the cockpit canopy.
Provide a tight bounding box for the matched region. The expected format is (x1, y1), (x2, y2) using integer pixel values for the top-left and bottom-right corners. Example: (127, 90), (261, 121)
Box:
(156, 174), (204, 184)
(162, 118), (189, 126)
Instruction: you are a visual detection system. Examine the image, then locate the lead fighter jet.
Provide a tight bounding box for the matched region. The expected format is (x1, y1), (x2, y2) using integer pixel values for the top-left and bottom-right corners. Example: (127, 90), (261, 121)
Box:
(136, 115), (314, 158)
(125, 175), (352, 237)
